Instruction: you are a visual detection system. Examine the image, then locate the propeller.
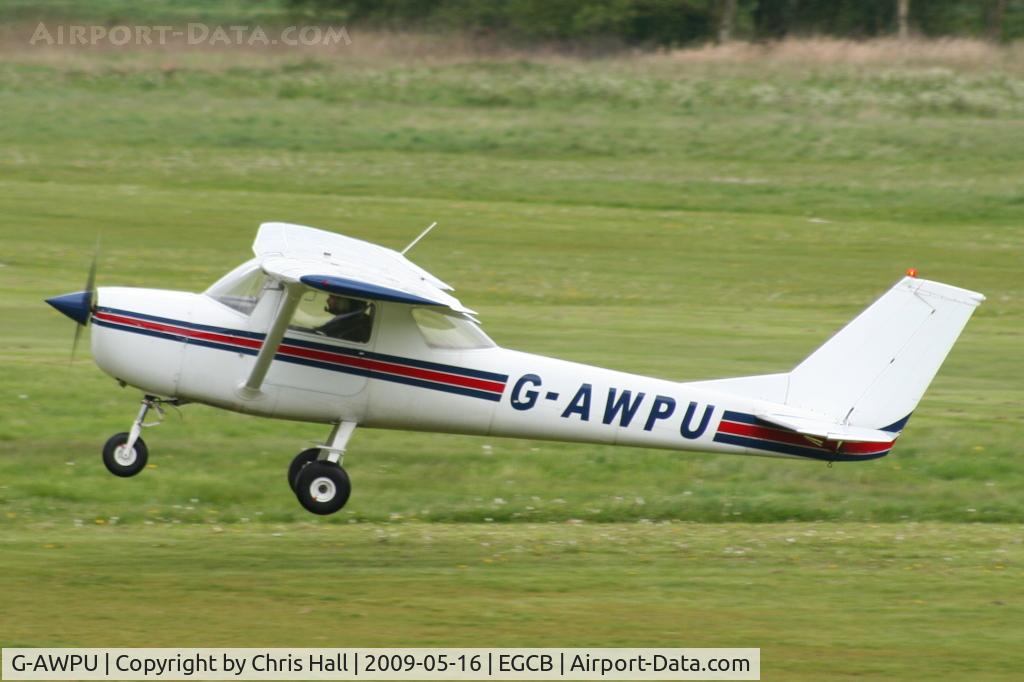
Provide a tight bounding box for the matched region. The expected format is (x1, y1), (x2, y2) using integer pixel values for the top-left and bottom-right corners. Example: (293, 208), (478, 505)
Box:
(45, 240), (100, 361)
(71, 247), (99, 360)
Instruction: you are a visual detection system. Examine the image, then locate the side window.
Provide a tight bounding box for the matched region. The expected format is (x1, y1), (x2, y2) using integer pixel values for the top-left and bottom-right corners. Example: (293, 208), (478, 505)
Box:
(412, 308), (495, 349)
(211, 269), (268, 315)
(290, 291), (375, 344)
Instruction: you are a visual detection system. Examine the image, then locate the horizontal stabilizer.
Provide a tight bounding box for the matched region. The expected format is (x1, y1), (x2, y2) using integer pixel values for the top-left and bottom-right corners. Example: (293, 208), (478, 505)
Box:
(756, 412), (897, 444)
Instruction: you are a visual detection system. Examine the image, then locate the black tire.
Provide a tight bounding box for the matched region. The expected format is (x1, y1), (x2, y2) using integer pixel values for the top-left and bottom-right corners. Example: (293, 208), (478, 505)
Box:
(288, 448), (322, 493)
(102, 432), (149, 477)
(295, 461), (351, 515)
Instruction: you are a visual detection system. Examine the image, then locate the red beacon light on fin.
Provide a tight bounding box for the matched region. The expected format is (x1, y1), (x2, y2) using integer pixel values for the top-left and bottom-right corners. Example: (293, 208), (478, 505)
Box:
(906, 268), (918, 278)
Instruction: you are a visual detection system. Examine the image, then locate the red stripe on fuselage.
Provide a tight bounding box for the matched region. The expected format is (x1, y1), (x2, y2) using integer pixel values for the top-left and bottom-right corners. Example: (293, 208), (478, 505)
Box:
(275, 344), (506, 393)
(95, 311), (263, 349)
(717, 419), (894, 456)
(93, 311), (505, 395)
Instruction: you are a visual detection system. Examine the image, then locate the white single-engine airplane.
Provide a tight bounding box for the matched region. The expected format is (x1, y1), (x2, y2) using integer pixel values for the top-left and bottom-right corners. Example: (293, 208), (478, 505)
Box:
(47, 223), (984, 515)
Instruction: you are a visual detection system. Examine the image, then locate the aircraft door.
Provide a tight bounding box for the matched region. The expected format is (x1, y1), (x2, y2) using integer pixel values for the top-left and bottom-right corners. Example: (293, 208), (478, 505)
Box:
(266, 289), (376, 398)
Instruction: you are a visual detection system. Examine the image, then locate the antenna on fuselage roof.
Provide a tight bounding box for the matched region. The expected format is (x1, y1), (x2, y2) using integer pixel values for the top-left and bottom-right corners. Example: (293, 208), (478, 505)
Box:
(401, 221), (438, 256)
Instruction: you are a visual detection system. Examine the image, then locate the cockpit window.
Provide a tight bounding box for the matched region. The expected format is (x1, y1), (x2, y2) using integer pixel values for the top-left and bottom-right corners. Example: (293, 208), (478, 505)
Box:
(209, 267), (268, 315)
(290, 291), (375, 344)
(412, 308), (494, 349)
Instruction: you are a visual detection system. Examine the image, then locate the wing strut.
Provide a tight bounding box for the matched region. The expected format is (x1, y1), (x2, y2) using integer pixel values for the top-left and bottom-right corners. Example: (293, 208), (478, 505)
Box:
(237, 283), (304, 399)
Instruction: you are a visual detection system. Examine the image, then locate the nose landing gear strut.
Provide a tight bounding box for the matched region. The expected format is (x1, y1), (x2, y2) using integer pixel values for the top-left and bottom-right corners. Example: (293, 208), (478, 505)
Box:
(101, 395), (181, 477)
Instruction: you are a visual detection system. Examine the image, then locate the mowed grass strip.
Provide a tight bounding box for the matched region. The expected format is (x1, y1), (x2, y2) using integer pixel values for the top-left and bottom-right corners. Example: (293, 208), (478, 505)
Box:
(0, 193), (1018, 523)
(0, 522), (1022, 680)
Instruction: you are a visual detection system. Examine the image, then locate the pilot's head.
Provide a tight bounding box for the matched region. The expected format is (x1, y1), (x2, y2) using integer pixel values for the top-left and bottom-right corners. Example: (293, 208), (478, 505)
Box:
(325, 295), (357, 316)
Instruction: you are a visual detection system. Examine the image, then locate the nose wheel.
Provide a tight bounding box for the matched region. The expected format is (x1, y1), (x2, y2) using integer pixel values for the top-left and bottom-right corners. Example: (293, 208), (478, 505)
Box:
(102, 432), (149, 477)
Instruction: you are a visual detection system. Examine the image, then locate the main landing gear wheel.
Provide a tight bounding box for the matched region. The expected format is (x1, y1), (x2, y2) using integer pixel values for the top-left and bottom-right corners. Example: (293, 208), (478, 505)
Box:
(287, 448), (322, 493)
(102, 432), (149, 477)
(295, 461), (351, 515)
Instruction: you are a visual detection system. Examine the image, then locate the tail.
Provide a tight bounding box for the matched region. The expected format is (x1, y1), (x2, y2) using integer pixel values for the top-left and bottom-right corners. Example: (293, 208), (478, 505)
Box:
(788, 275), (984, 429)
(696, 275), (984, 433)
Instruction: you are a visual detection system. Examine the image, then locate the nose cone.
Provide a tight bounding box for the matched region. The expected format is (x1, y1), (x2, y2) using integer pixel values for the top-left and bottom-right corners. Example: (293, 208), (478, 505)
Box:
(46, 290), (93, 326)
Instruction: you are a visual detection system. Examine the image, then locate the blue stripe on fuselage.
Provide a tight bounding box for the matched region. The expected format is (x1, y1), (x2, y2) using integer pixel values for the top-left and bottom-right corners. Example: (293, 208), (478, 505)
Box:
(93, 311), (505, 402)
(94, 306), (508, 383)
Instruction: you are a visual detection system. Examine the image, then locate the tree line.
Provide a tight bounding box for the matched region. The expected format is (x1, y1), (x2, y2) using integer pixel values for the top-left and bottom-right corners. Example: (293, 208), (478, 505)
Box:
(286, 0), (1022, 46)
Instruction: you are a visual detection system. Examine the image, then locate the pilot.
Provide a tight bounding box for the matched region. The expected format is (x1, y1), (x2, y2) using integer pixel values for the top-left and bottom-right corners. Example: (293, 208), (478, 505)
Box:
(316, 295), (373, 341)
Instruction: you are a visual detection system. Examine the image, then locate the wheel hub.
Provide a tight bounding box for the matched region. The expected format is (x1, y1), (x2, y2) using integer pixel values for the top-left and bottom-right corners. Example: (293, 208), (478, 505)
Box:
(114, 444), (137, 466)
(310, 476), (336, 503)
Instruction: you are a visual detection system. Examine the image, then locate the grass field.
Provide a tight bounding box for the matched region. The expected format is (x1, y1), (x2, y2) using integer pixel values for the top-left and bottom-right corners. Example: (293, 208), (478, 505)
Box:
(0, 13), (1023, 679)
(2, 523), (1023, 680)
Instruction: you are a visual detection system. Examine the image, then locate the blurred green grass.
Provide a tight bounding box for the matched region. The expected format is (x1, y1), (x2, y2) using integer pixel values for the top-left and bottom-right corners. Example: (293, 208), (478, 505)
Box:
(0, 20), (1022, 680)
(0, 47), (1021, 529)
(1, 522), (1022, 680)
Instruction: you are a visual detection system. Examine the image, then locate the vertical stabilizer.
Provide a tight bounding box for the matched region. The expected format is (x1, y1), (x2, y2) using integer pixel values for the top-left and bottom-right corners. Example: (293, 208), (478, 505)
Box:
(785, 276), (984, 429)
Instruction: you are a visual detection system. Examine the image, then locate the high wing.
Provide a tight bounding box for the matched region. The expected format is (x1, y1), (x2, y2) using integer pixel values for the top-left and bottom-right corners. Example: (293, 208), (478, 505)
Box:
(254, 222), (474, 314)
(239, 222), (472, 398)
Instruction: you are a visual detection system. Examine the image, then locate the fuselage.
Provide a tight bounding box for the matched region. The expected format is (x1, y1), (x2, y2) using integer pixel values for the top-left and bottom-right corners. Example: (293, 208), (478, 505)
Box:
(88, 285), (897, 463)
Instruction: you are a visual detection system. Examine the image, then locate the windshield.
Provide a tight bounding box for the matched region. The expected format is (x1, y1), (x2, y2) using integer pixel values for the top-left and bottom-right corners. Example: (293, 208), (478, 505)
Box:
(412, 308), (494, 350)
(206, 265), (268, 315)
